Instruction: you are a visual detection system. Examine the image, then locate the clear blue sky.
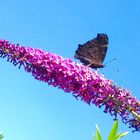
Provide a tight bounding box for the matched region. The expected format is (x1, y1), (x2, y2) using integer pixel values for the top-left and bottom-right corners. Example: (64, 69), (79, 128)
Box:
(0, 0), (140, 140)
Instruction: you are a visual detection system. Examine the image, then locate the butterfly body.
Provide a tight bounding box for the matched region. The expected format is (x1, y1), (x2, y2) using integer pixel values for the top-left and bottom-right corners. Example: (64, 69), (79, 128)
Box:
(74, 33), (108, 69)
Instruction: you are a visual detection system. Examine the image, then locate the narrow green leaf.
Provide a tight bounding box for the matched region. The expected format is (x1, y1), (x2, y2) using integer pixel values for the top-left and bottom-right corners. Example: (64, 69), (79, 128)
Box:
(115, 132), (129, 139)
(92, 135), (97, 140)
(92, 127), (98, 140)
(95, 124), (102, 140)
(108, 120), (118, 140)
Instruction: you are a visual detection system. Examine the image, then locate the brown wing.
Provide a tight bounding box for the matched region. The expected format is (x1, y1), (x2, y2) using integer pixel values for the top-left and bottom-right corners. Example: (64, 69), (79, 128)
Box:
(74, 40), (100, 65)
(97, 34), (108, 63)
(74, 33), (108, 69)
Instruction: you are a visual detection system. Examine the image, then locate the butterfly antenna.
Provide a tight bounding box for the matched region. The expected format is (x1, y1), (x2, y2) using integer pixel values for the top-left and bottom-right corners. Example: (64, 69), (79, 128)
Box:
(87, 63), (92, 67)
(104, 58), (119, 72)
(111, 67), (119, 72)
(104, 58), (117, 65)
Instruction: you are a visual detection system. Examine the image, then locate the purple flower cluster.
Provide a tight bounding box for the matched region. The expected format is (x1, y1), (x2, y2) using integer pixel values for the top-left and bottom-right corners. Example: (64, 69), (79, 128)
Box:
(0, 39), (140, 132)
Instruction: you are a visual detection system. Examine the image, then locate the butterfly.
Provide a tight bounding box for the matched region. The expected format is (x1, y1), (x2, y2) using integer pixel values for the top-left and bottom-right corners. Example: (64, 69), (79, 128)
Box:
(74, 33), (108, 69)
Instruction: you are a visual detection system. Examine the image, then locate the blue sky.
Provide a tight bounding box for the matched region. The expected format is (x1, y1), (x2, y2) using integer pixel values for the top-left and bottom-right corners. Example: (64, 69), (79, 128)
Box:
(0, 0), (140, 140)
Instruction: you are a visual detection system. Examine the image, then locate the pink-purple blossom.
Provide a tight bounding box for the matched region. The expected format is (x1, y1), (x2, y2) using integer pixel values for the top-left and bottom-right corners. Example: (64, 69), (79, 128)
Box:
(0, 39), (140, 132)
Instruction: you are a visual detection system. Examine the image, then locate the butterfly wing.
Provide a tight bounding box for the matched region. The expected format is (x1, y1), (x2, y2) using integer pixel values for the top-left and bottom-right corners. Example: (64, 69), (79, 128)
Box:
(74, 33), (108, 69)
(74, 41), (100, 65)
(97, 34), (108, 63)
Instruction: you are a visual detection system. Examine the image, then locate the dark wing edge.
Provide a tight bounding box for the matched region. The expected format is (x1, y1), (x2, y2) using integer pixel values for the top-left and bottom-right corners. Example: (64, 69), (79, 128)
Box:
(97, 34), (108, 63)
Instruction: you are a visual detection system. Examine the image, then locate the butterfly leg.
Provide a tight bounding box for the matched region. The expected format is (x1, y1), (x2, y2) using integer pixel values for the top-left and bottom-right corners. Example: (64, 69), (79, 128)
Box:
(87, 63), (92, 67)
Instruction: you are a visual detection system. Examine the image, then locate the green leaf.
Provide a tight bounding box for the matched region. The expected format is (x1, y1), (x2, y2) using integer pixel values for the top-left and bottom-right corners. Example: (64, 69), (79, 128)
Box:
(92, 120), (128, 140)
(95, 124), (102, 140)
(0, 132), (3, 140)
(92, 135), (97, 140)
(114, 132), (129, 139)
(92, 125), (102, 140)
(108, 120), (118, 140)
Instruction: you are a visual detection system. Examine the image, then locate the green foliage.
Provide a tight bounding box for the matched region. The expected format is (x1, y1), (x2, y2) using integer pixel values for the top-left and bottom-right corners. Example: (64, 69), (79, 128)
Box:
(108, 120), (118, 140)
(0, 132), (3, 140)
(0, 121), (129, 140)
(92, 120), (129, 140)
(92, 125), (102, 140)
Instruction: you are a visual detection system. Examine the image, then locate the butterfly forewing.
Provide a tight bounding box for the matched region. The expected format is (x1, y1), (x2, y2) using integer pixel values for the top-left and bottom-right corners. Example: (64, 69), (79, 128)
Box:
(74, 33), (108, 69)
